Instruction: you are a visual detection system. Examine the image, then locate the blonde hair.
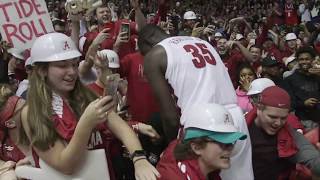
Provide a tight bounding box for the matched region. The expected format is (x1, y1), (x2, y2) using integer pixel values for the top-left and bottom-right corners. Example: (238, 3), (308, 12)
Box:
(19, 63), (97, 151)
(0, 84), (14, 110)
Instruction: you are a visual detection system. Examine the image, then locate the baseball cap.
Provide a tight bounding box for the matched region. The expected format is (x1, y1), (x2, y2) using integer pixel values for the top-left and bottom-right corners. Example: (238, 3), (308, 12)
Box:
(285, 33), (297, 41)
(284, 56), (296, 67)
(247, 78), (275, 95)
(235, 34), (244, 41)
(261, 55), (279, 67)
(260, 86), (291, 109)
(214, 32), (223, 37)
(8, 48), (24, 60)
(184, 128), (247, 144)
(183, 11), (197, 20)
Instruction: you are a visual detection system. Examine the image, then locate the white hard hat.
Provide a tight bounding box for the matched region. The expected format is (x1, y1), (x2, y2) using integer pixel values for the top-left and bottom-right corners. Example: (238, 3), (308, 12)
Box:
(30, 33), (81, 64)
(8, 48), (24, 60)
(247, 78), (275, 96)
(182, 103), (246, 143)
(183, 11), (196, 20)
(284, 56), (296, 67)
(97, 49), (119, 68)
(285, 33), (297, 41)
(183, 103), (238, 132)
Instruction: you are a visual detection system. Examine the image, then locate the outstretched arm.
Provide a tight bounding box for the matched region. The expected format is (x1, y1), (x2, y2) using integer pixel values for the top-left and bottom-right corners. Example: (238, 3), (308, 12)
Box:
(143, 46), (179, 142)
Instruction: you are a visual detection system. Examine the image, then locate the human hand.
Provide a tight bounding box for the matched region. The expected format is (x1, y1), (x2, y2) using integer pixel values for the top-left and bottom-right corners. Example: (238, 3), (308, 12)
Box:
(92, 28), (110, 47)
(130, 0), (140, 10)
(203, 25), (215, 36)
(114, 31), (129, 48)
(134, 158), (160, 180)
(304, 98), (319, 107)
(138, 123), (161, 140)
(16, 157), (31, 166)
(239, 76), (252, 92)
(191, 22), (205, 37)
(261, 50), (269, 59)
(81, 96), (115, 128)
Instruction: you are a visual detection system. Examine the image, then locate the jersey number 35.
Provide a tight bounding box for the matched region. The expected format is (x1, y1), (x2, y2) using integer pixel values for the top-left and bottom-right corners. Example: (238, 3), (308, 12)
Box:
(183, 43), (216, 68)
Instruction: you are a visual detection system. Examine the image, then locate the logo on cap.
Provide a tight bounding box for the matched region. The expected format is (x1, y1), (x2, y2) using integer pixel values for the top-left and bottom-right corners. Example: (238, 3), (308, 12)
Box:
(63, 41), (71, 50)
(224, 114), (232, 124)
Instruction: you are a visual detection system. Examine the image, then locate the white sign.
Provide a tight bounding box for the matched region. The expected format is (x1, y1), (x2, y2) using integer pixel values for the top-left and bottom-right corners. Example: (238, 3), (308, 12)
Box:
(0, 0), (54, 50)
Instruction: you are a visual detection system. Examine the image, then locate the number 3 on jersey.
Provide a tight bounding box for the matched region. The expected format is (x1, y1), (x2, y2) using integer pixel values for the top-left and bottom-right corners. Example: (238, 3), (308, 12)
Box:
(183, 43), (216, 68)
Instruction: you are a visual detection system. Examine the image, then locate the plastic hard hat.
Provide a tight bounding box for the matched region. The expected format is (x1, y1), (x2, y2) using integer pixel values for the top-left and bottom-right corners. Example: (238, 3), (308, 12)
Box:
(285, 33), (297, 41)
(183, 11), (196, 20)
(183, 103), (238, 133)
(247, 78), (275, 96)
(8, 48), (24, 60)
(30, 33), (81, 63)
(97, 49), (120, 68)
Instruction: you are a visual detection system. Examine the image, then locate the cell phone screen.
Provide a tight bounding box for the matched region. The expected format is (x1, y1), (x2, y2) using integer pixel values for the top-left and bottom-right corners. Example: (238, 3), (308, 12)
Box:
(121, 23), (130, 41)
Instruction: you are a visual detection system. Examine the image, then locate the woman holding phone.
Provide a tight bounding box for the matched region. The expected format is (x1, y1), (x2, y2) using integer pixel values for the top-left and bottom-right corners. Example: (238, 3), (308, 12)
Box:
(19, 33), (160, 180)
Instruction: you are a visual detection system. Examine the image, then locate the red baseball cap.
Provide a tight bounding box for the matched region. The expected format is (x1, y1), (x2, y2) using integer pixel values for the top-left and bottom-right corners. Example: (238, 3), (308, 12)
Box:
(260, 86), (291, 109)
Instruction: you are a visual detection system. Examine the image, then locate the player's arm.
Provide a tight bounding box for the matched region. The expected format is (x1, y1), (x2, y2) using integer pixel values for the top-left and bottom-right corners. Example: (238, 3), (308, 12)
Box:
(143, 46), (179, 142)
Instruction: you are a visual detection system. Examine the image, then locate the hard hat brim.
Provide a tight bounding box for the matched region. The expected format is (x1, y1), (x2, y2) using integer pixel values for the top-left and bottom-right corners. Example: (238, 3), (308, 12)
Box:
(31, 50), (81, 64)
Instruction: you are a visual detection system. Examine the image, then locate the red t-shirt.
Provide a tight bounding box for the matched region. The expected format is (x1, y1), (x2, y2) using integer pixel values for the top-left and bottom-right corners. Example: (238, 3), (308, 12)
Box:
(157, 140), (221, 180)
(222, 52), (244, 88)
(120, 52), (160, 123)
(83, 20), (138, 60)
(285, 3), (299, 26)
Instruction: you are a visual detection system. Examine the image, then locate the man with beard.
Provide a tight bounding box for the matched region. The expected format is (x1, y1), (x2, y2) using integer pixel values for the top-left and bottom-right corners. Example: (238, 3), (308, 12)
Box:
(215, 37), (255, 88)
(284, 46), (320, 128)
(82, 0), (145, 60)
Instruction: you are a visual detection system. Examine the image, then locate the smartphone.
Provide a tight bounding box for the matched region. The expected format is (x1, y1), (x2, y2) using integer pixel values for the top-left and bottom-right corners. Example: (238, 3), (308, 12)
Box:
(120, 23), (130, 42)
(105, 74), (120, 97)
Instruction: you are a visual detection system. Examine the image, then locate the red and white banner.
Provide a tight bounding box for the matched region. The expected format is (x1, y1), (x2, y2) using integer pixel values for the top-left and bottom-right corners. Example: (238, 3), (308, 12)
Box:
(0, 0), (54, 50)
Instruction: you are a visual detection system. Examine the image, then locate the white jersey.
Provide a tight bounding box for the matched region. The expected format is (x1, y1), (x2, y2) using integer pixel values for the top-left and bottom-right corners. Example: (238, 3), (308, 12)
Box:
(158, 36), (254, 180)
(158, 36), (237, 125)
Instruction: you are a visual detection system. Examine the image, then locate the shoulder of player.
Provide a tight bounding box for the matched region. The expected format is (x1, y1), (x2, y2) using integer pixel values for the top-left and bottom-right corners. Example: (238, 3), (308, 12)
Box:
(145, 45), (166, 61)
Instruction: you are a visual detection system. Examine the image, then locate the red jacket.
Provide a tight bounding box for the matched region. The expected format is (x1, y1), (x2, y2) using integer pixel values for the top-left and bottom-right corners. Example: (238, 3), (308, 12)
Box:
(246, 109), (298, 157)
(157, 140), (221, 180)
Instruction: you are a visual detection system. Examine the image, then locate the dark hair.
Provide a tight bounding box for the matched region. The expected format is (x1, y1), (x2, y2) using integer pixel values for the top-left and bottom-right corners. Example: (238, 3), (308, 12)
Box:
(138, 24), (169, 55)
(295, 46), (316, 59)
(236, 63), (257, 87)
(173, 137), (209, 161)
(249, 45), (262, 51)
(52, 19), (65, 27)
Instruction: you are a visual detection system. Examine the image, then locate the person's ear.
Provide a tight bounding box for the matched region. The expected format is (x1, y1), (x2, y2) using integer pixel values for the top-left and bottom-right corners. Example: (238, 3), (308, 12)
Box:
(190, 142), (203, 156)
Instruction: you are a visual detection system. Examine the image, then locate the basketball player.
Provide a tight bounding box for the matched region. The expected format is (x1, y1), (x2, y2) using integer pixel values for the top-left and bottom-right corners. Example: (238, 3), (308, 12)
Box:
(138, 24), (254, 180)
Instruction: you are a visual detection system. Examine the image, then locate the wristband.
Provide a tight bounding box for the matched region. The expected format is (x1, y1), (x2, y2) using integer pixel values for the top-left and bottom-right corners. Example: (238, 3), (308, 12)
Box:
(133, 157), (146, 164)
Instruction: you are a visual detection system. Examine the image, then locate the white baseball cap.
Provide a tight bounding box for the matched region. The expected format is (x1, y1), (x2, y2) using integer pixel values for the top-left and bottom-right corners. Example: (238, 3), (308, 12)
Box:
(247, 78), (275, 96)
(183, 11), (197, 20)
(285, 33), (297, 41)
(214, 32), (223, 37)
(24, 57), (32, 67)
(236, 34), (244, 41)
(8, 48), (24, 60)
(97, 49), (119, 68)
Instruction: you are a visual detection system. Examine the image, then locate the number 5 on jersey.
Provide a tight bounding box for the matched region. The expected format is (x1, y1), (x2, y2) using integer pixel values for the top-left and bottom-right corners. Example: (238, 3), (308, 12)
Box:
(183, 43), (216, 68)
